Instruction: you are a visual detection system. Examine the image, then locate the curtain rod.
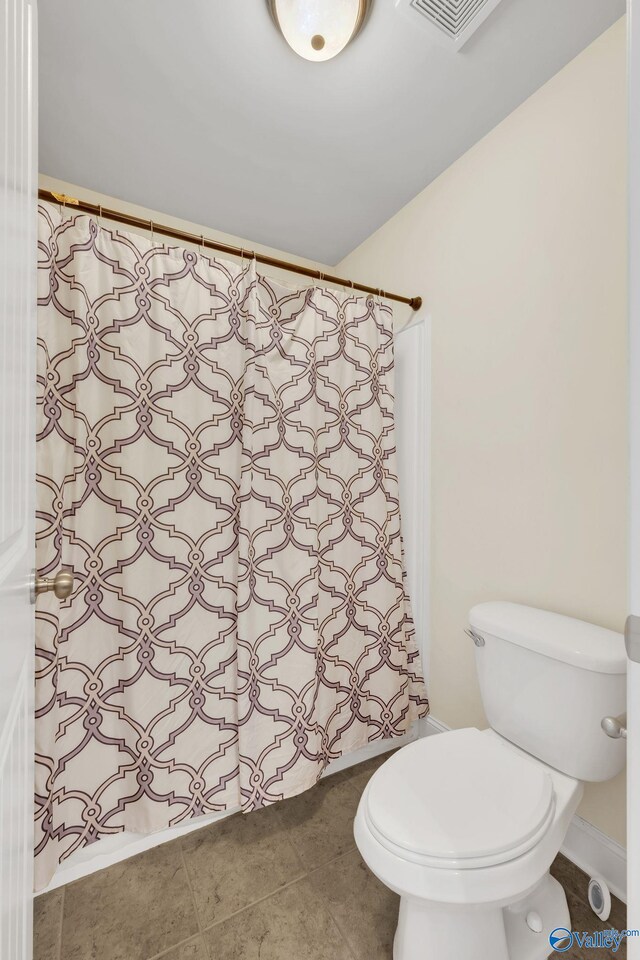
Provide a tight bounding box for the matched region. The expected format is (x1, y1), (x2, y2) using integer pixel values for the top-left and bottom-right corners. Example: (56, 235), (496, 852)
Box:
(38, 189), (423, 312)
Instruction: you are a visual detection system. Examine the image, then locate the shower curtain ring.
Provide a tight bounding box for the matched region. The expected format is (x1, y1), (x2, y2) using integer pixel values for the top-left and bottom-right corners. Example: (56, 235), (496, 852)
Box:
(149, 220), (154, 242)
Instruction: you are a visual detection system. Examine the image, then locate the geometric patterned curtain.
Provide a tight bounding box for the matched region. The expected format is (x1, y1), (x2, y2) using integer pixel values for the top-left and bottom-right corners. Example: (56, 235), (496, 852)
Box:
(34, 202), (428, 890)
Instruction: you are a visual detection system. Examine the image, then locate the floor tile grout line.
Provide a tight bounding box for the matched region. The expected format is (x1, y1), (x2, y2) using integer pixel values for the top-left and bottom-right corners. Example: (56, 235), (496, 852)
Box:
(268, 800), (309, 876)
(283, 831), (310, 877)
(314, 892), (361, 960)
(145, 932), (208, 960)
(198, 870), (309, 936)
(305, 844), (358, 879)
(318, 901), (360, 960)
(178, 837), (208, 946)
(195, 845), (360, 939)
(143, 850), (361, 960)
(50, 836), (354, 960)
(56, 884), (65, 960)
(305, 849), (362, 960)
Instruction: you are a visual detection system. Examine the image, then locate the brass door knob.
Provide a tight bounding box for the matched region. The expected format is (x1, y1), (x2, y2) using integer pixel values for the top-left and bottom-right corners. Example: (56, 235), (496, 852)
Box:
(35, 570), (74, 599)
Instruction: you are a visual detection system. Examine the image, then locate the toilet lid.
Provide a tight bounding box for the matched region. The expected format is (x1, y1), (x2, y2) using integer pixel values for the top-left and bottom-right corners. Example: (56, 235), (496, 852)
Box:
(364, 729), (555, 869)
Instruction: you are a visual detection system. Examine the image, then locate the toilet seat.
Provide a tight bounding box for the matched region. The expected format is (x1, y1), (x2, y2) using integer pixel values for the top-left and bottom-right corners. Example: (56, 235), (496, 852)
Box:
(363, 728), (556, 870)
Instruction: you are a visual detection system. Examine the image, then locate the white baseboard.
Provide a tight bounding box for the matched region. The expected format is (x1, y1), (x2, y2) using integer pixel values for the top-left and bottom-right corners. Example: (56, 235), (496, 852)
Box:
(422, 714), (449, 736)
(561, 816), (627, 904)
(423, 716), (627, 904)
(41, 727), (419, 895)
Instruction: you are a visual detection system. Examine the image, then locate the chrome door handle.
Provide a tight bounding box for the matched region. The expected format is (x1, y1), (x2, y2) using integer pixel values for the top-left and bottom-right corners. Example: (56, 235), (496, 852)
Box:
(34, 569), (74, 600)
(601, 714), (627, 739)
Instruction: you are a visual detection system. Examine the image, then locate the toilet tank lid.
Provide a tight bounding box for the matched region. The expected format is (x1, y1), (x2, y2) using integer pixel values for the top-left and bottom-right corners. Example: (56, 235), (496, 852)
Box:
(469, 602), (626, 674)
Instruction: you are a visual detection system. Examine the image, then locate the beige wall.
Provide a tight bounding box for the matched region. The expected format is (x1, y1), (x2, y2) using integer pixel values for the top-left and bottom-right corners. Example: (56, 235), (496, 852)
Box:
(337, 20), (628, 845)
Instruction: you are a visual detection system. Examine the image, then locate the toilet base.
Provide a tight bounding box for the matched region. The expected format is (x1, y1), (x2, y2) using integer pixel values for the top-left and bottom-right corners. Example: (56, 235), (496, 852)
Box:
(393, 872), (570, 960)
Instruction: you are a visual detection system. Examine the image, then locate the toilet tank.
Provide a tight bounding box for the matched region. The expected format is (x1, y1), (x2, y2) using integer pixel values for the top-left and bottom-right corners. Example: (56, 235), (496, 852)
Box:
(469, 602), (627, 782)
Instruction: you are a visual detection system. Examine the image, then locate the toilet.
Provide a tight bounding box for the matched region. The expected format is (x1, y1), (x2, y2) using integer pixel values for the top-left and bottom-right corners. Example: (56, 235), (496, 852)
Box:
(354, 602), (627, 960)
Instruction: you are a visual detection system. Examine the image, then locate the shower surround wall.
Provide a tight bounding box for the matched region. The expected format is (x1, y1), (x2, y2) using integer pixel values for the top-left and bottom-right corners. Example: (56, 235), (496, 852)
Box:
(35, 200), (428, 890)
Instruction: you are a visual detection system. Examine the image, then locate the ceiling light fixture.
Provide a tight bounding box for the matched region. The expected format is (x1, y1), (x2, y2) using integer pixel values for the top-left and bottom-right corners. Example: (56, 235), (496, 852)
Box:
(268, 0), (372, 62)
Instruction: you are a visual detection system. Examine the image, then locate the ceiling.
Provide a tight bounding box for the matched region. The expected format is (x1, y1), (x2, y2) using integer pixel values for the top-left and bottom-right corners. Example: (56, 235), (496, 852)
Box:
(39, 0), (624, 265)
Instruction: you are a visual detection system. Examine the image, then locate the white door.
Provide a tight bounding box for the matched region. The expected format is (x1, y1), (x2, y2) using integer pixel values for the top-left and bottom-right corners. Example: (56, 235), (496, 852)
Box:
(628, 0), (640, 951)
(0, 0), (37, 958)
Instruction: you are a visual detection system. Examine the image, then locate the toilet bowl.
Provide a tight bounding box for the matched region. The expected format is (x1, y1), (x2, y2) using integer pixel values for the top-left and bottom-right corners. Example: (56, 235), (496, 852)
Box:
(355, 728), (581, 960)
(354, 603), (627, 960)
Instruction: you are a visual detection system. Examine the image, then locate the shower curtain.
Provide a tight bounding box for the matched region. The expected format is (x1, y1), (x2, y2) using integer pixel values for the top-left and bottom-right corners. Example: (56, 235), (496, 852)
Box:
(34, 201), (428, 889)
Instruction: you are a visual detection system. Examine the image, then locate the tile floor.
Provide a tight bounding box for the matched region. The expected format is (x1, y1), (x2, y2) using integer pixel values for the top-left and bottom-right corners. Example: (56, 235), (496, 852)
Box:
(34, 751), (627, 960)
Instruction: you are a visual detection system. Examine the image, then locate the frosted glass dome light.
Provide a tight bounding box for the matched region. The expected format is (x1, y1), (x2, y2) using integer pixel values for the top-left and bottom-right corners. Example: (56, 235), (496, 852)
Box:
(269, 0), (372, 62)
